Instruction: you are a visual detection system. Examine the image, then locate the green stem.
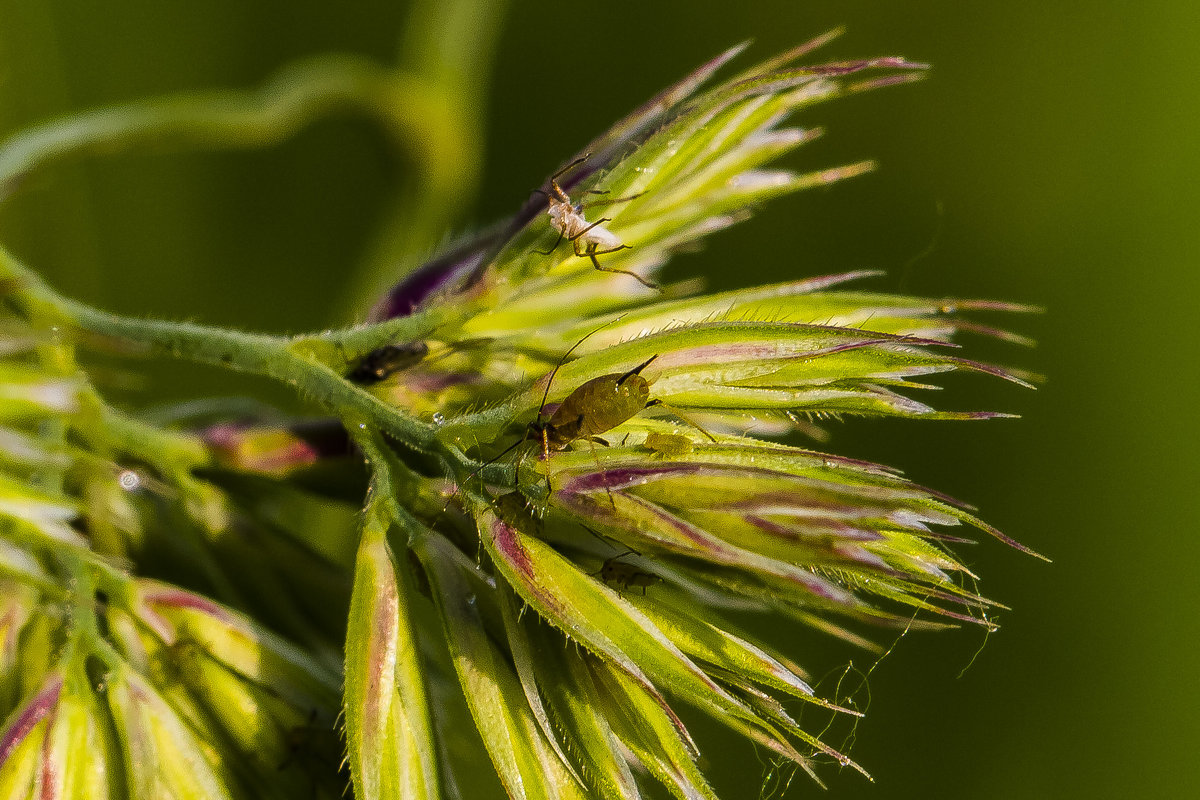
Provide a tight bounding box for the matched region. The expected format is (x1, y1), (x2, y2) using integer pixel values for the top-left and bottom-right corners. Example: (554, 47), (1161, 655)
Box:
(0, 55), (431, 202)
(1, 247), (448, 459)
(59, 550), (125, 671)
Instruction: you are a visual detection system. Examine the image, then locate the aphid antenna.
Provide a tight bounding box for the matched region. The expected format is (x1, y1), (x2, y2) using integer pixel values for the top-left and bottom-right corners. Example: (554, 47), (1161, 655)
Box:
(579, 524), (643, 556)
(579, 189), (647, 209)
(457, 437), (526, 496)
(450, 315), (629, 505)
(550, 153), (592, 184)
(536, 314), (628, 423)
(532, 153), (592, 203)
(587, 548), (643, 578)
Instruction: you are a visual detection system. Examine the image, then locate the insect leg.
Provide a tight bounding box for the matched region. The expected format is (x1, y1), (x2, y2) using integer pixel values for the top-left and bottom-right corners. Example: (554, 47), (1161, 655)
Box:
(576, 239), (660, 291)
(580, 191), (646, 209)
(584, 437), (617, 509)
(588, 243), (632, 256)
(535, 231), (564, 255)
(567, 217), (612, 242)
(644, 398), (717, 442)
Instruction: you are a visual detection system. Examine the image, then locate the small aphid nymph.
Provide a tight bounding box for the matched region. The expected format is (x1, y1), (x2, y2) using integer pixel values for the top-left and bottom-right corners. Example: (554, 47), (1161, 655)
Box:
(347, 341), (429, 384)
(536, 155), (658, 290)
(643, 431), (694, 459)
(595, 554), (660, 594)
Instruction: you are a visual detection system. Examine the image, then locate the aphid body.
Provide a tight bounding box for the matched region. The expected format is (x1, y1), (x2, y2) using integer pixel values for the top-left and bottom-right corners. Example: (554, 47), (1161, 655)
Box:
(597, 556), (659, 594)
(538, 155), (657, 290)
(347, 341), (429, 384)
(456, 322), (658, 495)
(530, 355), (659, 459)
(644, 431), (694, 459)
(546, 188), (624, 253)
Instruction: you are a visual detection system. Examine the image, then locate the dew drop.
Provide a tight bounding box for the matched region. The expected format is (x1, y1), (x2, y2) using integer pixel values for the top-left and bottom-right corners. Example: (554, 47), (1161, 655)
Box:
(432, 412), (446, 425)
(465, 594), (477, 606)
(118, 470), (142, 491)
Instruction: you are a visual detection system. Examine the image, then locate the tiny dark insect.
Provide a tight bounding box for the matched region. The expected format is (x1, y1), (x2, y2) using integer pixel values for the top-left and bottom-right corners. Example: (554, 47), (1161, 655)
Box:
(347, 341), (429, 384)
(534, 154), (658, 290)
(594, 554), (660, 594)
(493, 490), (543, 534)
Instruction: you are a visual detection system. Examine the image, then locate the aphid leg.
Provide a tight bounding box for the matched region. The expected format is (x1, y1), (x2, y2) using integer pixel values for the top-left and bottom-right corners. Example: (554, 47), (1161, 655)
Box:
(578, 239), (660, 290)
(584, 437), (617, 509)
(581, 190), (646, 209)
(645, 398), (718, 442)
(566, 217), (613, 242)
(535, 231), (564, 255)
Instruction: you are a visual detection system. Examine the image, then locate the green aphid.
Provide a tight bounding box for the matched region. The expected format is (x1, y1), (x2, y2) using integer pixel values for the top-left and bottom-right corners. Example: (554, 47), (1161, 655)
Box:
(643, 431), (694, 459)
(494, 490), (543, 534)
(465, 322), (663, 487)
(530, 354), (661, 458)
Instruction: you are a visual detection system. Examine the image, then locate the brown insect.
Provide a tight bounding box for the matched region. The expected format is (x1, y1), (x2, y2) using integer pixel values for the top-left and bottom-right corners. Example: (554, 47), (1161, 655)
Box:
(535, 154), (658, 290)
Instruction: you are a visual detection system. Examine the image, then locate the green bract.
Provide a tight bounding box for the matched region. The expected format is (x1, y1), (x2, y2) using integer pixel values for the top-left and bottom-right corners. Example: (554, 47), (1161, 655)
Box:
(0, 28), (1038, 800)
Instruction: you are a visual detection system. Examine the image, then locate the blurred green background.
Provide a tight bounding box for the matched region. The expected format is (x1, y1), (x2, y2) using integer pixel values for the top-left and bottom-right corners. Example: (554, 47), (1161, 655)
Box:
(2, 1), (1195, 797)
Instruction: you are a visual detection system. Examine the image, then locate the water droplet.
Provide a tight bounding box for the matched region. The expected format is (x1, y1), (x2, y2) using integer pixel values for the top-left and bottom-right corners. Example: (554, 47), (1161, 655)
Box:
(432, 412), (445, 425)
(465, 594), (477, 606)
(357, 423), (366, 429)
(118, 470), (141, 491)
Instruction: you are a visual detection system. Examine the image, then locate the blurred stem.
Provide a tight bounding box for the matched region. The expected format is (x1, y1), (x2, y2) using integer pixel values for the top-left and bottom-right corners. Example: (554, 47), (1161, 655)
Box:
(0, 55), (430, 201)
(339, 0), (510, 317)
(59, 550), (124, 671)
(349, 424), (438, 545)
(0, 246), (452, 460)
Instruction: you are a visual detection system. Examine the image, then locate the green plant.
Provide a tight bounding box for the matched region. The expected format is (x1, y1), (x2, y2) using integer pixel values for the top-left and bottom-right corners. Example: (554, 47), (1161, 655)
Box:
(0, 24), (1039, 800)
